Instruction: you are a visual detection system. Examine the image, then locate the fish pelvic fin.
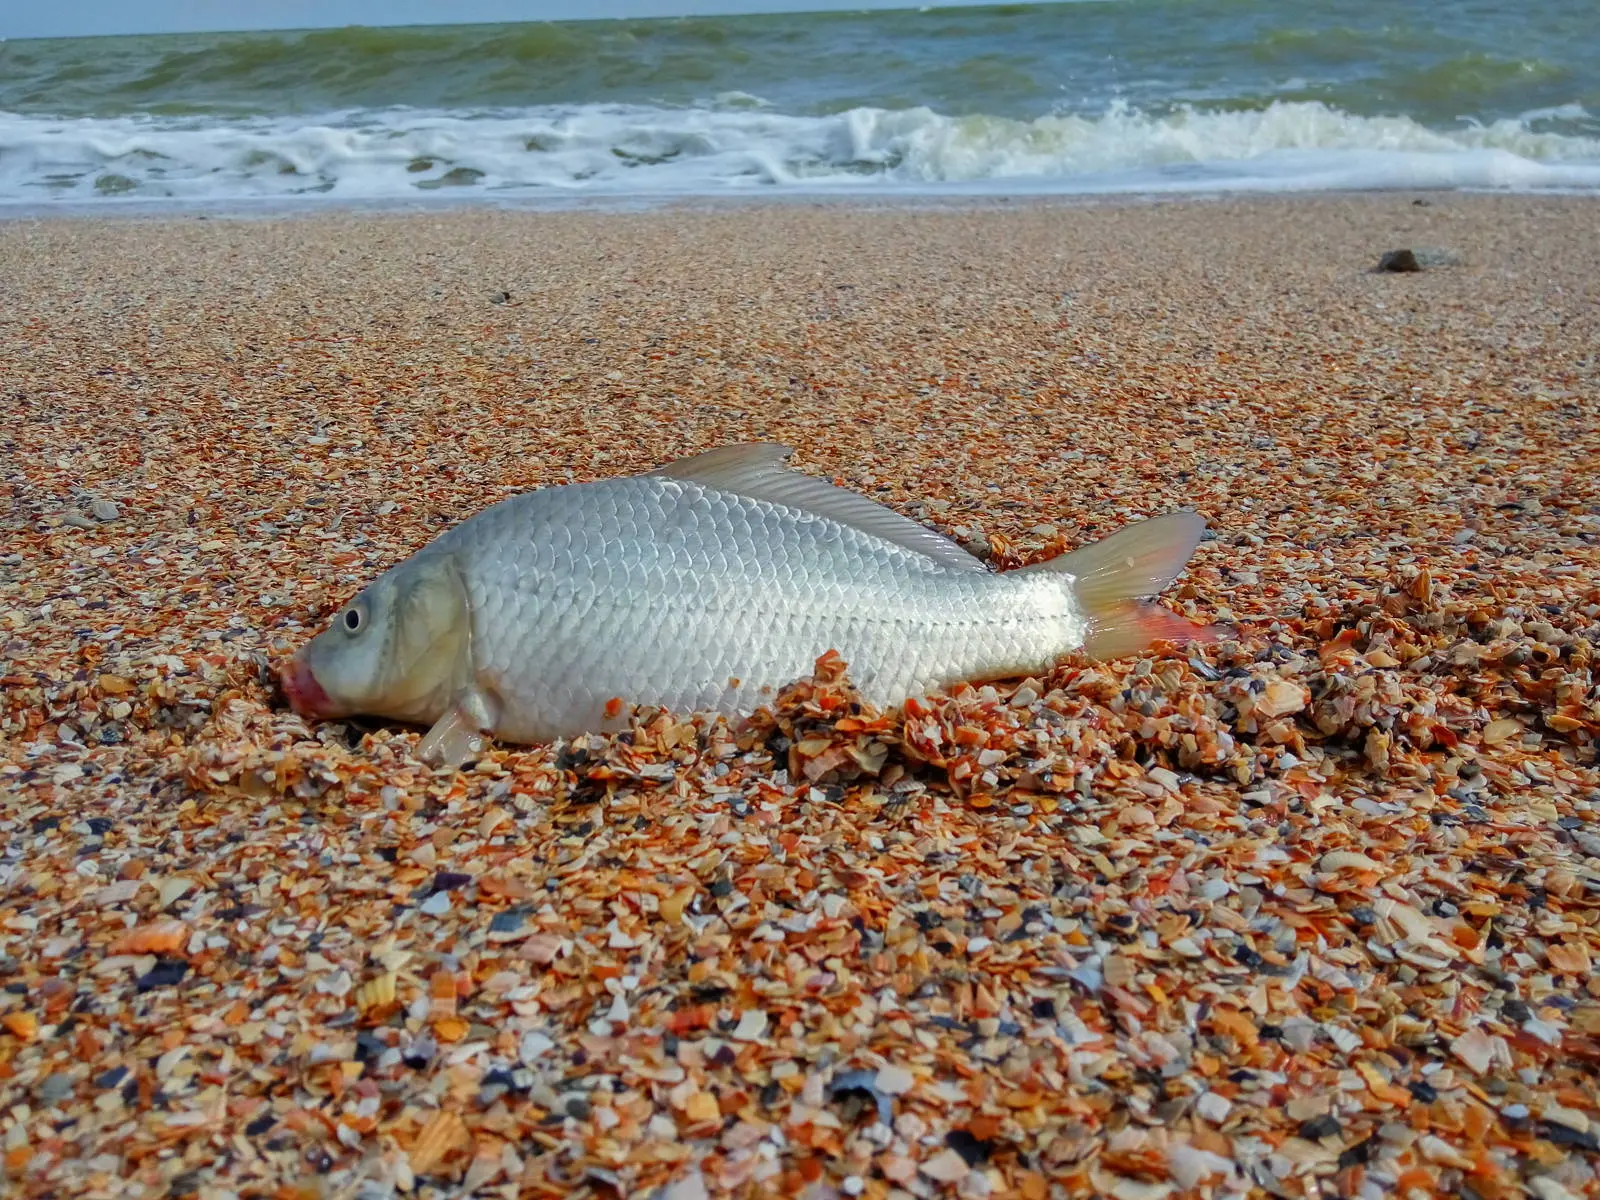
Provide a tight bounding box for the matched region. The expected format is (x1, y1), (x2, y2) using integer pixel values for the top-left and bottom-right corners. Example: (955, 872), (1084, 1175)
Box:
(1019, 511), (1218, 660)
(418, 686), (499, 769)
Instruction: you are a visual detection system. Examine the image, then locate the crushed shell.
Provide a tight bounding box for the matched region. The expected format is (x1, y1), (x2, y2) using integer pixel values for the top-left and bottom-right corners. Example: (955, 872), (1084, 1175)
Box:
(1, 197), (1598, 1199)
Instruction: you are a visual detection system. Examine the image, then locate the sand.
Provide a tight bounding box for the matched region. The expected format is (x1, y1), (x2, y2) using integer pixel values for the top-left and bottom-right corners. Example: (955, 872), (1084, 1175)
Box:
(2, 194), (1598, 1198)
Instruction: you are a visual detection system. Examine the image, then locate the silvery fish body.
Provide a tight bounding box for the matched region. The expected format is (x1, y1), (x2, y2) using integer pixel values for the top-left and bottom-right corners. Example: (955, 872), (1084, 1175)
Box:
(429, 473), (1079, 741)
(281, 444), (1206, 765)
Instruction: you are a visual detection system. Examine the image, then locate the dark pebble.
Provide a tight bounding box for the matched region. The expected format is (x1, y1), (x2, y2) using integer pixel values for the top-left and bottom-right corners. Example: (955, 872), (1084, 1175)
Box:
(36, 1073), (75, 1104)
(945, 1129), (995, 1166)
(709, 878), (733, 898)
(489, 909), (526, 934)
(86, 817), (114, 835)
(565, 1096), (592, 1120)
(1030, 996), (1057, 1019)
(1337, 1137), (1376, 1168)
(828, 1068), (893, 1126)
(1299, 1114), (1342, 1139)
(135, 959), (189, 991)
(95, 1065), (129, 1089)
(1406, 1079), (1438, 1103)
(1377, 249), (1422, 273)
(430, 871), (473, 894)
(1539, 1120), (1600, 1153)
(354, 1030), (388, 1063)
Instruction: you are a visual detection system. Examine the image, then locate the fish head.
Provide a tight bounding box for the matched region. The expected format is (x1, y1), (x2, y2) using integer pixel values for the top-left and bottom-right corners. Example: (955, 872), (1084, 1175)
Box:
(281, 554), (470, 726)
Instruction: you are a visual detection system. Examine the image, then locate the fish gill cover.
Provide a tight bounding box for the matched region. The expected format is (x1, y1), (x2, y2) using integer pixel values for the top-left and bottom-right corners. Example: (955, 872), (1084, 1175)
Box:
(1, 0), (1598, 204)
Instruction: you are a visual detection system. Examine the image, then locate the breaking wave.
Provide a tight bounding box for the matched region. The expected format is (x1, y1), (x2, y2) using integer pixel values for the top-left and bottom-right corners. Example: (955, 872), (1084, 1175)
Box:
(3, 99), (1599, 204)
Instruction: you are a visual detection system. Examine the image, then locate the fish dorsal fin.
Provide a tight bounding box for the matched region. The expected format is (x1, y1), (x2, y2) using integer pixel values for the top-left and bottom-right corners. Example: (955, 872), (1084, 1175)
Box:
(650, 443), (989, 573)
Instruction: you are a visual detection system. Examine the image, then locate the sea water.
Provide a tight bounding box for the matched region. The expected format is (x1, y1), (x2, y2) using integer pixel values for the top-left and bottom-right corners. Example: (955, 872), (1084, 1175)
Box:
(2, 0), (1597, 206)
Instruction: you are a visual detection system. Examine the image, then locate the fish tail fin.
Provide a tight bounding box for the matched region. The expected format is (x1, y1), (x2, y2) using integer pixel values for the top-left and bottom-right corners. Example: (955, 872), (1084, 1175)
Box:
(1020, 511), (1219, 659)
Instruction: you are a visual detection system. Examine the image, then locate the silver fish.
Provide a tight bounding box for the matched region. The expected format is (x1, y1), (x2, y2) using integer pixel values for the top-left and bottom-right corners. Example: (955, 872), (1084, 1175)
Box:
(280, 444), (1209, 765)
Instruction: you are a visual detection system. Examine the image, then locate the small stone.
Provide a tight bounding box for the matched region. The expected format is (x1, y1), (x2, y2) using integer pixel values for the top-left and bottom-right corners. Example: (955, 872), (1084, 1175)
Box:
(1299, 1114), (1341, 1140)
(1168, 1144), (1233, 1189)
(489, 291), (511, 304)
(35, 1073), (75, 1105)
(1450, 1026), (1505, 1074)
(419, 891), (451, 916)
(90, 499), (120, 521)
(873, 1064), (916, 1095)
(1482, 718), (1521, 745)
(489, 910), (525, 935)
(1195, 1092), (1232, 1123)
(659, 1169), (709, 1200)
(919, 1148), (971, 1184)
(158, 877), (193, 909)
(1377, 249), (1422, 272)
(731, 1009), (768, 1041)
(1254, 678), (1309, 719)
(135, 959), (189, 991)
(1319, 850), (1382, 873)
(60, 511), (95, 529)
(1418, 1135), (1473, 1169)
(519, 1031), (554, 1064)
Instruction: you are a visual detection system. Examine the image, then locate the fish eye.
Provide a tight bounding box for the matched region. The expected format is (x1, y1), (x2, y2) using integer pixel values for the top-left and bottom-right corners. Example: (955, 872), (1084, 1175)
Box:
(342, 607), (363, 633)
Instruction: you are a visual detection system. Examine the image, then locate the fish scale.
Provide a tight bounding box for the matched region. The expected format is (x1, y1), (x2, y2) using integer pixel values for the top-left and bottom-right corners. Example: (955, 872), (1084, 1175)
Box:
(280, 444), (1208, 764)
(435, 475), (1078, 743)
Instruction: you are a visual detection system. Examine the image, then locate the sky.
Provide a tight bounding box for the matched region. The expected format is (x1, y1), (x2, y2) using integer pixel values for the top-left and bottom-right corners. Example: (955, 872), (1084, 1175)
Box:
(5, 0), (962, 40)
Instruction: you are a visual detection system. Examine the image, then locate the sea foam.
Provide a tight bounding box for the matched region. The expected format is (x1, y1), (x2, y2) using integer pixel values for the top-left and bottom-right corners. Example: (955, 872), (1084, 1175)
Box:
(2, 99), (1597, 205)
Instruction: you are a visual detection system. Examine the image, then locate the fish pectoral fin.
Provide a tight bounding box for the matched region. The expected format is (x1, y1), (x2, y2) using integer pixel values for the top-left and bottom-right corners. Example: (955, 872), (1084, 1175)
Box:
(417, 688), (497, 768)
(650, 442), (989, 573)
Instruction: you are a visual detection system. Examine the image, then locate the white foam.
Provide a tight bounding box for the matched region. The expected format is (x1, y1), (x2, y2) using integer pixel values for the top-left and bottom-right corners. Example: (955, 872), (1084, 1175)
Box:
(1, 99), (1597, 205)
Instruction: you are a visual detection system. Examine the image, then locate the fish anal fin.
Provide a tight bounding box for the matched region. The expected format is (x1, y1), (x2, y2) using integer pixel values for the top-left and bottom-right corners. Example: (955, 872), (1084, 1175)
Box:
(649, 442), (989, 573)
(1084, 600), (1221, 661)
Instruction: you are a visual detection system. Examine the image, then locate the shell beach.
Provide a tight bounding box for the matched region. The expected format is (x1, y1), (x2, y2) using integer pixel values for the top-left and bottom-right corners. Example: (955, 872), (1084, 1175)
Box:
(1, 194), (1598, 1198)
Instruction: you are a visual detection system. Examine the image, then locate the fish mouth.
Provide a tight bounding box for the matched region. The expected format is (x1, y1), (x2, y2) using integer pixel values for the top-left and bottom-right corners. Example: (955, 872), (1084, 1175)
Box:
(279, 653), (337, 720)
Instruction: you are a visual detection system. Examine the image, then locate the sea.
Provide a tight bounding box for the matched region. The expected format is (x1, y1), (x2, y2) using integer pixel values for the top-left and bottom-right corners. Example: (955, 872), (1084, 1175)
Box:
(3, 0), (1599, 209)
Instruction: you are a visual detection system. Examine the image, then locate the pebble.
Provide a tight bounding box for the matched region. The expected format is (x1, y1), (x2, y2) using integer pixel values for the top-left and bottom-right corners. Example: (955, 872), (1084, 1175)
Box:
(90, 499), (120, 521)
(873, 1064), (916, 1095)
(919, 1148), (972, 1184)
(1376, 248), (1422, 272)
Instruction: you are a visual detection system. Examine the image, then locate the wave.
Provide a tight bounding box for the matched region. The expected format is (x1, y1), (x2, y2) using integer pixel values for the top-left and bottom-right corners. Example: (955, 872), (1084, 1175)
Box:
(2, 100), (1598, 204)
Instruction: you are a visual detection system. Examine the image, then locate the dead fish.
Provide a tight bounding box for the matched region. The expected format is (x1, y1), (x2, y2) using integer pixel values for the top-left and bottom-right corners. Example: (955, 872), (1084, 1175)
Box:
(280, 443), (1212, 765)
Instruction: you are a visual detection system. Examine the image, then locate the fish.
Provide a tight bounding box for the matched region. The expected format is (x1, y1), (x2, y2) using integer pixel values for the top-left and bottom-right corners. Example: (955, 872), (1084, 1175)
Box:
(279, 443), (1213, 766)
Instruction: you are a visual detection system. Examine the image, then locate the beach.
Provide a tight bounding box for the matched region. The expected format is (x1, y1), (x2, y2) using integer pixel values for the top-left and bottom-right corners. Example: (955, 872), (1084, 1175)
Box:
(2, 193), (1599, 1197)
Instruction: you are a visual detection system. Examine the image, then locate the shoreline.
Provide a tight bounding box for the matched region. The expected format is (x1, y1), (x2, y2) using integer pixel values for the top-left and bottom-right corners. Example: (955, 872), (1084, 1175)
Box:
(3, 183), (1599, 225)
